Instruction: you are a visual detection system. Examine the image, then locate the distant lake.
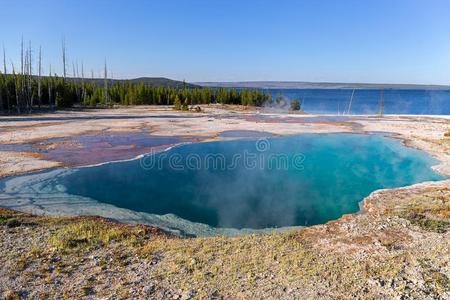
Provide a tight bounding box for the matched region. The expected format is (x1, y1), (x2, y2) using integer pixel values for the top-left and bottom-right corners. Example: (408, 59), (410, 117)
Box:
(267, 89), (450, 115)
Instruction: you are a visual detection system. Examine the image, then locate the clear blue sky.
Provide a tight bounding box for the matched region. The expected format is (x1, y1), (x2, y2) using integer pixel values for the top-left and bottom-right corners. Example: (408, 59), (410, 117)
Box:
(1, 0), (450, 84)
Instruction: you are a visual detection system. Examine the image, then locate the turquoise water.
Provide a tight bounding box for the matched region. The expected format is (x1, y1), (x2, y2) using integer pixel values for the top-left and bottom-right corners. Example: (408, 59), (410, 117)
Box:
(48, 133), (443, 229)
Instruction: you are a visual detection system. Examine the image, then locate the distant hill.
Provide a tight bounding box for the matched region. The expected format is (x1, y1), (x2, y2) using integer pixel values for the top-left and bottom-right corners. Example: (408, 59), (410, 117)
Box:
(5, 75), (198, 88)
(197, 81), (450, 90)
(78, 77), (198, 88)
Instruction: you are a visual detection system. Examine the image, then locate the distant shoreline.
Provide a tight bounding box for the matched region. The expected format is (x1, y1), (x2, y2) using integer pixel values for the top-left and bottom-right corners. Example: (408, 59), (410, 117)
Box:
(197, 81), (450, 90)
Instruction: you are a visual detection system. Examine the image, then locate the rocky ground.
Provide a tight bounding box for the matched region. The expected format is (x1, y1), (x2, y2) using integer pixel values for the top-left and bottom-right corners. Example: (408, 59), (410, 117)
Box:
(0, 180), (449, 299)
(0, 106), (449, 299)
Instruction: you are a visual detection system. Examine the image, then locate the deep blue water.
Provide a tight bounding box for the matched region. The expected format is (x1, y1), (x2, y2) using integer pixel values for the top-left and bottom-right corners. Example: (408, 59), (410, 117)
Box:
(268, 89), (450, 115)
(54, 134), (443, 229)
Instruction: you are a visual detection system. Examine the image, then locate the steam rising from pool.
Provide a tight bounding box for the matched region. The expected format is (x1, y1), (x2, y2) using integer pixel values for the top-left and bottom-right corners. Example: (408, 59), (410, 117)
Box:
(0, 133), (444, 236)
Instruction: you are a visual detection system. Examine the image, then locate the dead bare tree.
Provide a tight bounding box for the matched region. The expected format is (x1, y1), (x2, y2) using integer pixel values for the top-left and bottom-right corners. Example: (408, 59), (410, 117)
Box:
(26, 41), (33, 112)
(104, 60), (108, 106)
(81, 62), (85, 103)
(62, 38), (67, 80)
(48, 64), (53, 109)
(2, 45), (6, 75)
(3, 46), (9, 112)
(20, 37), (24, 75)
(20, 37), (24, 108)
(11, 62), (20, 114)
(0, 62), (2, 112)
(24, 45), (29, 111)
(378, 89), (385, 117)
(38, 46), (42, 108)
(73, 61), (80, 102)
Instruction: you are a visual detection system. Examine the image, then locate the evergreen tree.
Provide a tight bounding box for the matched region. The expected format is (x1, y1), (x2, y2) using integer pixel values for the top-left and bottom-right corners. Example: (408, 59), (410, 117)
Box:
(290, 98), (301, 111)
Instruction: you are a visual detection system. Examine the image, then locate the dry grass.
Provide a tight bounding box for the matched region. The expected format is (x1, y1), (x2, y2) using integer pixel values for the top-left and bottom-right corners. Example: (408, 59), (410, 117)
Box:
(1, 183), (449, 298)
(138, 230), (399, 297)
(48, 218), (159, 252)
(387, 188), (450, 233)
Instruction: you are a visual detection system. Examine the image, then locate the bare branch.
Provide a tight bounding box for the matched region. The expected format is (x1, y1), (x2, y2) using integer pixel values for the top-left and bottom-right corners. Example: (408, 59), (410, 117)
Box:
(2, 45), (6, 75)
(38, 46), (42, 107)
(104, 59), (108, 106)
(62, 37), (67, 80)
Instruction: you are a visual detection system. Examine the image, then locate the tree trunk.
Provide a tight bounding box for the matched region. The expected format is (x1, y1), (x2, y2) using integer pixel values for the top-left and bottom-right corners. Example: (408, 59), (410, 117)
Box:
(48, 64), (53, 110)
(62, 38), (66, 80)
(104, 60), (108, 106)
(12, 64), (20, 114)
(3, 47), (9, 112)
(38, 46), (42, 108)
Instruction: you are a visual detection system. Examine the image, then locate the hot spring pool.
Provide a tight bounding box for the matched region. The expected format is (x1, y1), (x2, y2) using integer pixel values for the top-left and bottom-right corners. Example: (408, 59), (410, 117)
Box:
(0, 133), (445, 236)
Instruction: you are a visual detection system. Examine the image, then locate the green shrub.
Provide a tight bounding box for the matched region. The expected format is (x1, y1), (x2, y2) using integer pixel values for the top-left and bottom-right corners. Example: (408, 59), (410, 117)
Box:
(290, 99), (301, 111)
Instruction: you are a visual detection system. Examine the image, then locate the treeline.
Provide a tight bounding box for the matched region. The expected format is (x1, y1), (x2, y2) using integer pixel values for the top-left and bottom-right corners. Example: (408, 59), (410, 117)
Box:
(0, 38), (272, 114)
(88, 83), (272, 107)
(0, 74), (272, 113)
(0, 74), (73, 112)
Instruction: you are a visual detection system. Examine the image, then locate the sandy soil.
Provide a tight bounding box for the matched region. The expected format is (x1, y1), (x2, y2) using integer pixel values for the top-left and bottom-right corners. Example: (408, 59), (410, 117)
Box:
(0, 151), (61, 178)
